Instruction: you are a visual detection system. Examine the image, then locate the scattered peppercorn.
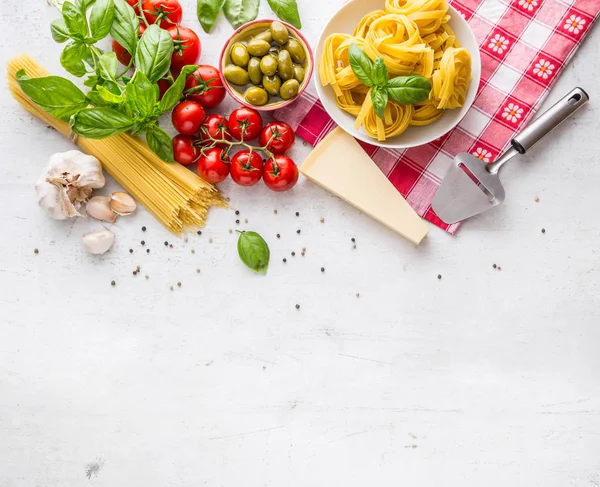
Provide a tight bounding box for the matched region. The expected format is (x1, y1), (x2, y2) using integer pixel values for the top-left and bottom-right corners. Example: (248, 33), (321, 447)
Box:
(34, 248), (39, 254)
(498, 266), (502, 271)
(295, 212), (299, 217)
(142, 226), (146, 232)
(164, 241), (169, 246)
(129, 249), (133, 254)
(437, 274), (442, 280)
(141, 240), (145, 246)
(320, 218), (324, 223)
(229, 229), (233, 234)
(137, 265), (140, 270)
(197, 231), (202, 236)
(191, 249), (195, 254)
(133, 271), (137, 276)
(493, 264), (497, 269)
(146, 249), (150, 253)
(170, 286), (174, 291)
(295, 304), (300, 309)
(276, 234), (280, 238)
(291, 252), (296, 256)
(274, 209), (278, 214)
(297, 230), (301, 234)
(111, 280), (115, 286)
(301, 252), (305, 256)
(283, 258), (287, 263)
(302, 247), (306, 252)
(351, 238), (355, 243)
(235, 210), (240, 215)
(177, 282), (181, 287)
(534, 197), (540, 202)
(145, 275), (149, 279)
(356, 293), (360, 298)
(236, 219), (240, 224)
(353, 245), (357, 250)
(169, 244), (173, 248)
(196, 268), (201, 273)
(541, 228), (546, 234)
(321, 267), (325, 272)
(244, 218), (248, 223)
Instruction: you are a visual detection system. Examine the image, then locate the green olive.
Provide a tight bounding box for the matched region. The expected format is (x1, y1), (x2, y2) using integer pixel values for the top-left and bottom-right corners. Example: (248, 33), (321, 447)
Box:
(223, 65), (250, 86)
(270, 20), (289, 45)
(277, 49), (294, 81)
(285, 39), (306, 64)
(245, 86), (269, 106)
(247, 39), (271, 57)
(253, 29), (273, 43)
(260, 55), (278, 76)
(247, 57), (263, 85)
(230, 43), (249, 68)
(293, 64), (305, 83)
(280, 79), (299, 100)
(263, 75), (282, 96)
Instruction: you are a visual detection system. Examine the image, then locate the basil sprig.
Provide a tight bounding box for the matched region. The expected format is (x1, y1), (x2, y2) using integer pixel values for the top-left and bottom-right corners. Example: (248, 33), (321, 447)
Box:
(348, 44), (431, 119)
(237, 231), (270, 275)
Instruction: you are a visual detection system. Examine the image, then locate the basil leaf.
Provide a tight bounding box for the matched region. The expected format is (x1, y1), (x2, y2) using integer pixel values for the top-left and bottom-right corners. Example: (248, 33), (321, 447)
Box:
(223, 0), (259, 28)
(267, 0), (302, 29)
(237, 231), (270, 275)
(371, 87), (388, 120)
(98, 52), (118, 80)
(159, 65), (197, 113)
(51, 18), (71, 43)
(84, 75), (100, 88)
(70, 107), (135, 138)
(15, 69), (88, 121)
(134, 24), (174, 83)
(60, 42), (89, 77)
(97, 85), (124, 104)
(111, 0), (139, 56)
(386, 75), (431, 104)
(197, 0), (225, 33)
(125, 71), (158, 117)
(348, 43), (374, 87)
(89, 0), (115, 41)
(372, 57), (388, 87)
(87, 89), (109, 107)
(62, 0), (88, 38)
(146, 125), (174, 163)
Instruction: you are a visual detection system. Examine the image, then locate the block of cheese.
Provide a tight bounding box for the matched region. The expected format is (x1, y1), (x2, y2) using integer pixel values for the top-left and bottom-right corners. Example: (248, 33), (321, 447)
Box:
(300, 128), (429, 245)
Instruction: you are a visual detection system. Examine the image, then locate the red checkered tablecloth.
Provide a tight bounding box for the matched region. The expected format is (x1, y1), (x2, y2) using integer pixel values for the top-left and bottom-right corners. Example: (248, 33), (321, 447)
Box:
(275, 0), (599, 234)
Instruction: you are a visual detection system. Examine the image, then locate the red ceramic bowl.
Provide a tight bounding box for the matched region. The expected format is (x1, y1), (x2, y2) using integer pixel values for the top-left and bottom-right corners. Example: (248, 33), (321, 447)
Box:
(219, 19), (314, 112)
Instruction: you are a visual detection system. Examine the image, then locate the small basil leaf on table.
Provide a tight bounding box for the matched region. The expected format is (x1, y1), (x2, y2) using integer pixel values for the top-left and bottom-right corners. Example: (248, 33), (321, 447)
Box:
(70, 107), (135, 138)
(223, 0), (259, 29)
(372, 56), (388, 86)
(125, 71), (158, 117)
(267, 0), (302, 29)
(15, 69), (89, 121)
(51, 18), (71, 43)
(348, 43), (374, 87)
(237, 231), (270, 275)
(62, 0), (89, 38)
(386, 75), (431, 104)
(111, 0), (140, 56)
(197, 0), (226, 33)
(146, 125), (175, 162)
(135, 24), (174, 83)
(159, 65), (198, 113)
(371, 86), (388, 120)
(89, 0), (115, 41)
(60, 42), (89, 77)
(98, 52), (118, 81)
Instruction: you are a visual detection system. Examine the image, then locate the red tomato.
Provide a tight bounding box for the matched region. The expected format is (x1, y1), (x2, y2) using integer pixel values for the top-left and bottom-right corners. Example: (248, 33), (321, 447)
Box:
(228, 107), (263, 141)
(172, 134), (198, 166)
(197, 148), (230, 184)
(112, 24), (146, 66)
(184, 65), (226, 109)
(230, 150), (264, 186)
(142, 0), (183, 28)
(172, 100), (206, 135)
(127, 0), (140, 13)
(157, 77), (173, 100)
(259, 121), (295, 154)
(198, 114), (232, 147)
(263, 155), (299, 192)
(167, 26), (201, 72)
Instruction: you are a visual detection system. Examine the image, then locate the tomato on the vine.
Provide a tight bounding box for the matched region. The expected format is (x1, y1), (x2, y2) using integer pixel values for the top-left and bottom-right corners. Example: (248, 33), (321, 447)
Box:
(228, 107), (263, 141)
(197, 148), (230, 184)
(168, 26), (201, 72)
(263, 155), (299, 192)
(127, 0), (140, 13)
(172, 100), (206, 135)
(172, 134), (198, 166)
(112, 24), (146, 66)
(142, 0), (183, 28)
(259, 121), (295, 154)
(184, 65), (226, 109)
(230, 150), (264, 186)
(198, 114), (232, 147)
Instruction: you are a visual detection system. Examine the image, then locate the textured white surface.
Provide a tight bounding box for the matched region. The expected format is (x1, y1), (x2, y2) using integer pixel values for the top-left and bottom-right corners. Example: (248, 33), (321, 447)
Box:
(1, 1), (600, 486)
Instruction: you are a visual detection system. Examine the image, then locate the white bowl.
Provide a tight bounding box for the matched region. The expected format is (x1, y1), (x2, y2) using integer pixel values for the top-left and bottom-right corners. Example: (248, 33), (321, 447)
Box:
(314, 0), (481, 149)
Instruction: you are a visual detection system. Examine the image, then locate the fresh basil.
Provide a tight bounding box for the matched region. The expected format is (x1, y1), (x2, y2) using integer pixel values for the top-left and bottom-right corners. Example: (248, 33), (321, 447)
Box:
(237, 231), (270, 275)
(125, 71), (158, 117)
(96, 85), (124, 104)
(371, 86), (388, 120)
(159, 65), (197, 112)
(267, 0), (302, 29)
(71, 107), (135, 138)
(84, 75), (100, 88)
(386, 75), (431, 105)
(15, 70), (89, 121)
(87, 89), (109, 107)
(89, 0), (115, 41)
(223, 0), (259, 28)
(98, 52), (118, 81)
(348, 43), (374, 87)
(134, 24), (174, 83)
(146, 125), (174, 163)
(60, 42), (89, 77)
(372, 57), (388, 87)
(62, 0), (88, 39)
(51, 18), (71, 43)
(111, 0), (139, 57)
(197, 0), (226, 33)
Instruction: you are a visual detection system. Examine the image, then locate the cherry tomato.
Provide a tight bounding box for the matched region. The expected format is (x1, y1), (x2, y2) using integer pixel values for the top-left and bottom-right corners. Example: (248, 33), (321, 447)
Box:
(259, 121), (295, 154)
(112, 24), (146, 66)
(198, 114), (232, 148)
(230, 150), (264, 186)
(197, 148), (230, 184)
(142, 0), (183, 28)
(184, 65), (226, 109)
(172, 100), (206, 135)
(263, 155), (299, 192)
(228, 107), (263, 141)
(168, 26), (201, 72)
(157, 77), (173, 100)
(172, 134), (198, 166)
(127, 0), (140, 13)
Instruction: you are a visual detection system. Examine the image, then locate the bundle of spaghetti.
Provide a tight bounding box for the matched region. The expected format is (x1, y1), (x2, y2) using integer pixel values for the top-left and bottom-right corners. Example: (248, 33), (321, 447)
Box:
(353, 10), (387, 37)
(318, 34), (366, 96)
(430, 47), (471, 109)
(385, 0), (450, 35)
(7, 54), (227, 235)
(411, 100), (444, 126)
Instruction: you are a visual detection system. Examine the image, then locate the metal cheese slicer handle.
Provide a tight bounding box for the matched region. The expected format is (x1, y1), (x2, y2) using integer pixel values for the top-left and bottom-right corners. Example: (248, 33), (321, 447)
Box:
(487, 87), (589, 175)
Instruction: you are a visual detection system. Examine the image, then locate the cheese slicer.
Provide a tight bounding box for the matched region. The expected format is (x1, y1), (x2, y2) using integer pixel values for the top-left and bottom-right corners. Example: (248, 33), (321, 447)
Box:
(431, 87), (589, 224)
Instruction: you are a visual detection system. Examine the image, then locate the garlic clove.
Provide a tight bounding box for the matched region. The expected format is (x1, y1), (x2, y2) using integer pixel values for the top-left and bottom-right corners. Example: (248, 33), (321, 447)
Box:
(86, 196), (118, 223)
(109, 191), (137, 216)
(82, 230), (115, 255)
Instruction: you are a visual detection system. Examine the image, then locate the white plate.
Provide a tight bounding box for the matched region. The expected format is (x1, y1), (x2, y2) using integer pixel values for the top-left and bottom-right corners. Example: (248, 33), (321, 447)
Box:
(315, 0), (482, 149)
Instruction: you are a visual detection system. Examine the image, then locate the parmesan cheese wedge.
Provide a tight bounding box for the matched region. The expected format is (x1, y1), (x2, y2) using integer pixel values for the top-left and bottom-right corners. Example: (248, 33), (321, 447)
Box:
(300, 128), (429, 245)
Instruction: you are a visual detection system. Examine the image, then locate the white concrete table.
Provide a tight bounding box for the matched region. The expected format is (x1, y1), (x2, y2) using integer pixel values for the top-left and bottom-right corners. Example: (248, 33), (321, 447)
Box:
(1, 1), (599, 485)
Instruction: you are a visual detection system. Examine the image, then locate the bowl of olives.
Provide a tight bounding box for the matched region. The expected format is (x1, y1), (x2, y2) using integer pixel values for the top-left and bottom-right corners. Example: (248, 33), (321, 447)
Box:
(220, 19), (314, 111)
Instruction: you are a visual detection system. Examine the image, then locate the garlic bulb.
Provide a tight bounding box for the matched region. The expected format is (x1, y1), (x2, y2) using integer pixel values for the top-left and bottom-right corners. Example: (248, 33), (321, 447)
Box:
(87, 196), (118, 223)
(109, 191), (137, 216)
(35, 150), (105, 219)
(82, 230), (115, 255)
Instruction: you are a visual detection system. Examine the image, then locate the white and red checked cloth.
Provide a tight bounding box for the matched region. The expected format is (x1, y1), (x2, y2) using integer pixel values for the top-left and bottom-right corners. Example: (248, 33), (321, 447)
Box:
(275, 0), (599, 234)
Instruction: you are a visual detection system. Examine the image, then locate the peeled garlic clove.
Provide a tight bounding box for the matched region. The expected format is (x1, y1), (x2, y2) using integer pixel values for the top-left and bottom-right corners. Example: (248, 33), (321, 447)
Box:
(109, 191), (137, 216)
(82, 230), (115, 255)
(86, 196), (118, 223)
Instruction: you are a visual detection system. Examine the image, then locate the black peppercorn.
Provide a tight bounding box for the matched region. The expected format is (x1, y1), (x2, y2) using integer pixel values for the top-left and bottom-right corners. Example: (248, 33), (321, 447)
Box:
(235, 210), (240, 215)
(197, 231), (202, 235)
(129, 249), (133, 253)
(321, 267), (325, 272)
(297, 229), (301, 234)
(295, 304), (300, 309)
(142, 226), (146, 232)
(141, 240), (145, 246)
(276, 234), (280, 238)
(295, 212), (299, 216)
(283, 258), (287, 263)
(351, 238), (356, 243)
(146, 249), (150, 253)
(164, 241), (169, 246)
(236, 219), (240, 224)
